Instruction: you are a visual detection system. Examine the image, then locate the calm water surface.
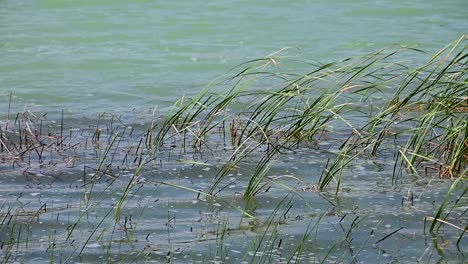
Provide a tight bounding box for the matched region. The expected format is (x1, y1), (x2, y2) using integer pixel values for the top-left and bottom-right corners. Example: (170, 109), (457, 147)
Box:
(0, 0), (466, 116)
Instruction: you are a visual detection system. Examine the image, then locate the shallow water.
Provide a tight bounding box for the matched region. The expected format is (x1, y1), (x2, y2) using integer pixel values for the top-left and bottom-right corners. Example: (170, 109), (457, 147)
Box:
(0, 143), (466, 263)
(1, 0), (467, 116)
(0, 113), (466, 262)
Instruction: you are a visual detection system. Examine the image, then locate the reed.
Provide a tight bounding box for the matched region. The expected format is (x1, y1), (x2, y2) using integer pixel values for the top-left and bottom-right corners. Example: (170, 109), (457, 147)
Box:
(150, 35), (466, 197)
(0, 36), (466, 263)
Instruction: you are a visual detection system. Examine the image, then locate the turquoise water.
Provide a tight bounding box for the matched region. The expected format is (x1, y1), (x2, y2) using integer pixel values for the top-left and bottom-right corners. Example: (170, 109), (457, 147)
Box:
(1, 0), (466, 116)
(0, 2), (467, 262)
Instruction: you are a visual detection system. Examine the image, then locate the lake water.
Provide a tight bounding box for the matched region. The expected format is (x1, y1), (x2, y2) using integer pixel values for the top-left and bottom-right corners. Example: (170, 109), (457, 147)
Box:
(1, 0), (467, 116)
(0, 1), (467, 263)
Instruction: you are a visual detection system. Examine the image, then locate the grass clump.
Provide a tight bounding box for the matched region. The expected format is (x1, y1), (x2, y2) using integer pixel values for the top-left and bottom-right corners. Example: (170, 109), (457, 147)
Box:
(0, 36), (466, 263)
(152, 35), (467, 196)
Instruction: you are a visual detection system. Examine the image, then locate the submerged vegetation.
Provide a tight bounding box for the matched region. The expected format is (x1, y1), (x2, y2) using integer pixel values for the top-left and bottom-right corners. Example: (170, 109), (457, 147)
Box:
(0, 36), (467, 262)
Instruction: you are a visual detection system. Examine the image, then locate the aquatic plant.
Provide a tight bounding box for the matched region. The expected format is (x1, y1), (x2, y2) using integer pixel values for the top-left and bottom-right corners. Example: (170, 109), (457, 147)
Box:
(0, 36), (466, 263)
(150, 35), (467, 195)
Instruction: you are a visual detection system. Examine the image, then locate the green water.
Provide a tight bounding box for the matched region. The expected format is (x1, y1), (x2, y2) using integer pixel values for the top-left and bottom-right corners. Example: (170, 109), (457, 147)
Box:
(1, 0), (466, 116)
(0, 1), (467, 263)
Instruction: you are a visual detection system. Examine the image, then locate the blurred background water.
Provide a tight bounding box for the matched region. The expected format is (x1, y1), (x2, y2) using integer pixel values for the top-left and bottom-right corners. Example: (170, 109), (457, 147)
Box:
(0, 0), (466, 117)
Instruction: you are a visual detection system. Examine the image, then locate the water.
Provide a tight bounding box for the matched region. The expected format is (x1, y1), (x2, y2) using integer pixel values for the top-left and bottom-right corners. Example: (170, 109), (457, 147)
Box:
(1, 0), (466, 116)
(0, 1), (467, 262)
(0, 140), (465, 262)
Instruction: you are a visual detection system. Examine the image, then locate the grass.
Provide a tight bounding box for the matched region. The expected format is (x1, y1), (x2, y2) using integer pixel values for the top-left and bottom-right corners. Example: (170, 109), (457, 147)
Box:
(0, 36), (466, 263)
(150, 35), (466, 194)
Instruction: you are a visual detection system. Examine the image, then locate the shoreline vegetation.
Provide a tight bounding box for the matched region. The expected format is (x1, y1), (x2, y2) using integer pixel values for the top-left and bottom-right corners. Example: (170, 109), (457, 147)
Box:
(0, 36), (466, 262)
